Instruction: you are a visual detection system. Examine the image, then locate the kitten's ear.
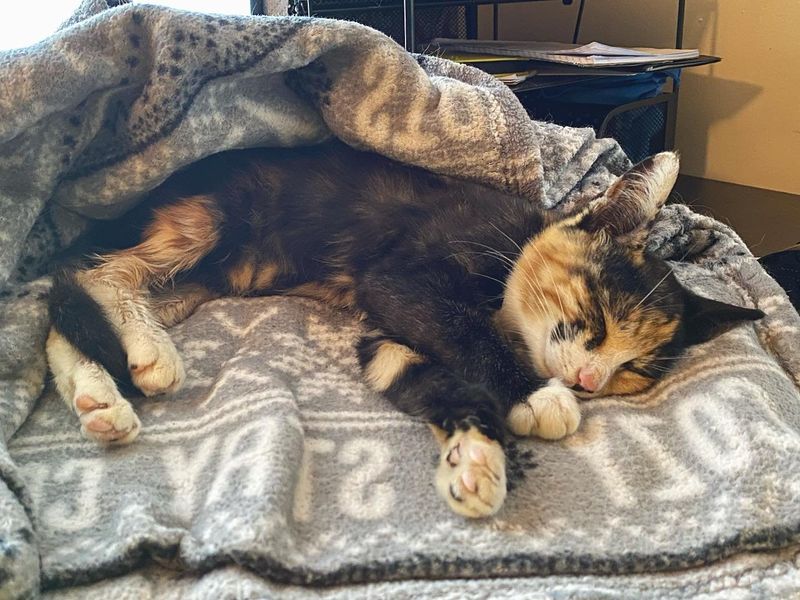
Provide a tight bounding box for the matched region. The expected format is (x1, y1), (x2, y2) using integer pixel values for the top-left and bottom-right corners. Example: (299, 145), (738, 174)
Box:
(682, 289), (765, 345)
(579, 152), (680, 245)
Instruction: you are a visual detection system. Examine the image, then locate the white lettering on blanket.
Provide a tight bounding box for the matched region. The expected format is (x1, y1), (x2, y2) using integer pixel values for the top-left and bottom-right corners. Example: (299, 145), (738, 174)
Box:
(571, 378), (796, 507)
(162, 435), (219, 523)
(292, 437), (395, 522)
(16, 380), (799, 532)
(569, 417), (637, 509)
(338, 438), (395, 520)
(677, 396), (752, 476)
(24, 459), (103, 532)
(615, 414), (706, 502)
(293, 438), (336, 523)
(205, 419), (281, 508)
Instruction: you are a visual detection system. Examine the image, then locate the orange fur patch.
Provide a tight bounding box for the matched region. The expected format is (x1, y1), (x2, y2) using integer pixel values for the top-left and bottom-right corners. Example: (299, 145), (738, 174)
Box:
(226, 260), (282, 295)
(91, 195), (222, 289)
(289, 273), (358, 309)
(506, 227), (592, 322)
(227, 258), (256, 295)
(603, 368), (657, 395)
(254, 264), (280, 290)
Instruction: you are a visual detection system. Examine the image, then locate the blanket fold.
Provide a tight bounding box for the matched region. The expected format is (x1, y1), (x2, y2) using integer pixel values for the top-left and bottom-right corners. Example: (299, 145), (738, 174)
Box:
(1, 2), (798, 598)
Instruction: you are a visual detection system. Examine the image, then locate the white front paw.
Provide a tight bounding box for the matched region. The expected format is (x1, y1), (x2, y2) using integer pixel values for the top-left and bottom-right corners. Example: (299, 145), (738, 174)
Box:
(507, 379), (581, 440)
(435, 427), (507, 518)
(125, 330), (185, 397)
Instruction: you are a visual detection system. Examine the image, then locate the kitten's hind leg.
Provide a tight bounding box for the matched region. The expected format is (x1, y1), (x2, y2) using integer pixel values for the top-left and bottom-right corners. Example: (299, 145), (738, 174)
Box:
(47, 329), (140, 444)
(79, 195), (222, 396)
(151, 283), (218, 328)
(358, 335), (507, 518)
(77, 279), (185, 397)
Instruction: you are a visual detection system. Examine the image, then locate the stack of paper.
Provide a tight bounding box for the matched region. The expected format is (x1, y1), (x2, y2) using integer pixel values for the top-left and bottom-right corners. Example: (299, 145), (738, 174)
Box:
(493, 71), (537, 86)
(433, 39), (700, 68)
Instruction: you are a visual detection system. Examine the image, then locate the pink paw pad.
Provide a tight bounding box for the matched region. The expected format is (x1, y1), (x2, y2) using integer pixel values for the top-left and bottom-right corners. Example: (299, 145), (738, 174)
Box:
(75, 395), (105, 413)
(469, 445), (486, 465)
(129, 362), (153, 375)
(460, 470), (478, 493)
(446, 443), (461, 466)
(85, 418), (114, 432)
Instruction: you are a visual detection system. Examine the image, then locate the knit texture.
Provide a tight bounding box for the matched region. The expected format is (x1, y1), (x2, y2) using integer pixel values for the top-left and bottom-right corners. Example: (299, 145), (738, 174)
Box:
(0, 2), (798, 597)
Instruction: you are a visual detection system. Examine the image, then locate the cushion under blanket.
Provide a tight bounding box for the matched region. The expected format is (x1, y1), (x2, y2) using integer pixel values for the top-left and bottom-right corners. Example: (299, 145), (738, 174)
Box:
(0, 2), (799, 598)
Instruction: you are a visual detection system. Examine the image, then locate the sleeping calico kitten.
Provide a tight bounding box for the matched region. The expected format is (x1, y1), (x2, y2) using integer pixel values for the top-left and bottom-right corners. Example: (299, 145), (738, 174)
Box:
(47, 141), (763, 518)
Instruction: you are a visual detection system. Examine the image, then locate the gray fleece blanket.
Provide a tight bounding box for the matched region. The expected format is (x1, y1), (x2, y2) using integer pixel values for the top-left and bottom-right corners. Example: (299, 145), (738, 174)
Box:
(1, 2), (799, 598)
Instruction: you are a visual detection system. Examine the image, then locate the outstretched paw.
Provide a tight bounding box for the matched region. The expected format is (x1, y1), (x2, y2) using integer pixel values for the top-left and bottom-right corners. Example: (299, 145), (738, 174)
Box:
(73, 389), (140, 445)
(507, 379), (581, 440)
(435, 427), (507, 518)
(126, 330), (185, 397)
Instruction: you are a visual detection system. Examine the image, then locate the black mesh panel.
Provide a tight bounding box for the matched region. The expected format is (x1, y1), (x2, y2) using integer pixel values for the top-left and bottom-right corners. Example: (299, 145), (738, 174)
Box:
(602, 102), (668, 163)
(290, 0), (470, 47)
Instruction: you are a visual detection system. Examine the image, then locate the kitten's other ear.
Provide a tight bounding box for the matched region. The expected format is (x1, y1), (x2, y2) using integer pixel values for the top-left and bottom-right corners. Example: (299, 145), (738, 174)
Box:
(579, 152), (680, 244)
(682, 289), (765, 345)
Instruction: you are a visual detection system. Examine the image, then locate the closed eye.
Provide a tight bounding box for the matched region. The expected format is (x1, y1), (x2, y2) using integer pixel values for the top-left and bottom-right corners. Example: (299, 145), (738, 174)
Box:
(584, 331), (605, 351)
(584, 311), (606, 351)
(551, 319), (586, 343)
(583, 316), (606, 351)
(622, 360), (654, 378)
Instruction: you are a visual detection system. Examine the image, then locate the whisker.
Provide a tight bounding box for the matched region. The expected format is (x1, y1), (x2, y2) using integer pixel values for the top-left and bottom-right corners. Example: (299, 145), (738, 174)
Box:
(522, 274), (557, 325)
(521, 294), (548, 319)
(646, 365), (676, 374)
(632, 247), (696, 314)
(448, 240), (516, 266)
(488, 222), (523, 253)
(469, 271), (509, 287)
(631, 268), (674, 313)
(446, 250), (513, 272)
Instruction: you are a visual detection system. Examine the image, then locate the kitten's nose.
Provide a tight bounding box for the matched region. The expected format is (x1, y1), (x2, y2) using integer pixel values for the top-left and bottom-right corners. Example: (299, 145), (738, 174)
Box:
(578, 367), (599, 392)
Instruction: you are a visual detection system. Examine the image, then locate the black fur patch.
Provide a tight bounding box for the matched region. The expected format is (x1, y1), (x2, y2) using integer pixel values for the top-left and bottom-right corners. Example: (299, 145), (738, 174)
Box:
(49, 270), (135, 395)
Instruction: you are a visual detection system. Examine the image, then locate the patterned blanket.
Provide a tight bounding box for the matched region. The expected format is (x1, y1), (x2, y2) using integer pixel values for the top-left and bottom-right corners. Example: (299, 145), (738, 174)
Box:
(1, 2), (799, 597)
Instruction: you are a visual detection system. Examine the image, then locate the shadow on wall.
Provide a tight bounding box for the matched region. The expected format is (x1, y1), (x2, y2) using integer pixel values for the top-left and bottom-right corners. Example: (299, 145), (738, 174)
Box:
(677, 73), (762, 178)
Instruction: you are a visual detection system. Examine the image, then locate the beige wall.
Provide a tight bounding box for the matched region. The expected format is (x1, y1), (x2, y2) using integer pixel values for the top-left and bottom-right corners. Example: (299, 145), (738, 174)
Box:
(479, 1), (800, 194)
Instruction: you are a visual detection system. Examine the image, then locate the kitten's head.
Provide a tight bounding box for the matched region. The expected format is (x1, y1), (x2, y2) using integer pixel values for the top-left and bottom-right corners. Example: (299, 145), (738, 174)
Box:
(500, 153), (764, 397)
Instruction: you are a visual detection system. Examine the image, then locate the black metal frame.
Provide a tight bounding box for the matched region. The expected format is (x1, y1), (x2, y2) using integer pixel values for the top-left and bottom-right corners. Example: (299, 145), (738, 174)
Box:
(280, 0), (571, 50)
(598, 90), (678, 149)
(566, 0), (687, 152)
(253, 0), (686, 54)
(296, 0), (521, 13)
(571, 0), (585, 43)
(313, 0), (685, 55)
